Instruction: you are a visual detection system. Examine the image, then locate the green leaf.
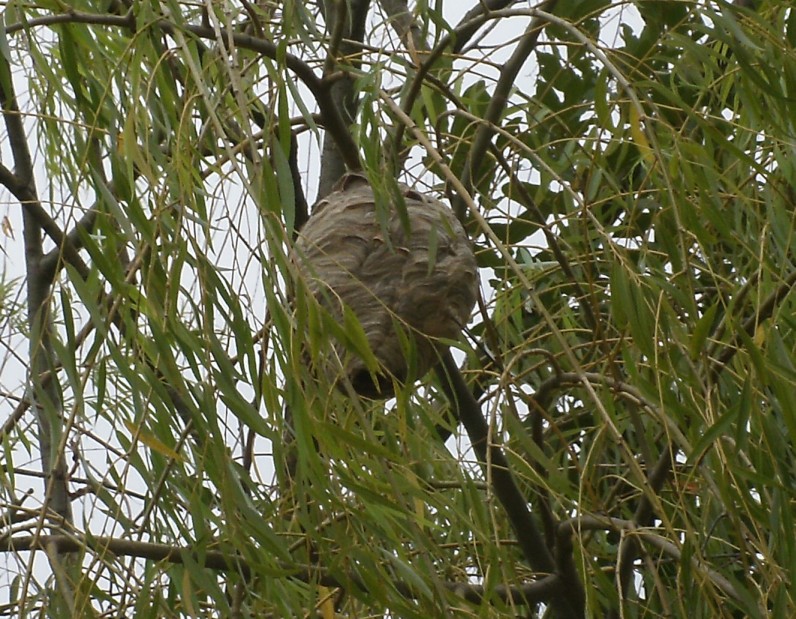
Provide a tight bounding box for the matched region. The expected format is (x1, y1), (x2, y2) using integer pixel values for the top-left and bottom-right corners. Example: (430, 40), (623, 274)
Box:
(272, 138), (295, 238)
(0, 16), (13, 101)
(690, 302), (719, 360)
(688, 393), (742, 465)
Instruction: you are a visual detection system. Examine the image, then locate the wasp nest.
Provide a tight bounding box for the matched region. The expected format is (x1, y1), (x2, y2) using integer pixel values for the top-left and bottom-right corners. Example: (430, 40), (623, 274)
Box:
(293, 173), (478, 398)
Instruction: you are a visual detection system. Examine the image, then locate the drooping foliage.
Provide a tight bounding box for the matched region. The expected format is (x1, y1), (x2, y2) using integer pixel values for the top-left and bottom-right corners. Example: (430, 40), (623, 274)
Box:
(0, 1), (794, 617)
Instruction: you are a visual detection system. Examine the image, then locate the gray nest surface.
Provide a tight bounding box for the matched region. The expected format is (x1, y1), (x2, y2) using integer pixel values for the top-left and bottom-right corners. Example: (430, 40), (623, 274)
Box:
(293, 173), (478, 398)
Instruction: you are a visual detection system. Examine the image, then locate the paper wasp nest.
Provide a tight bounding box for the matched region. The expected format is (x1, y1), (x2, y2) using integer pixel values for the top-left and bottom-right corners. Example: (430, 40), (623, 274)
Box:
(293, 173), (478, 398)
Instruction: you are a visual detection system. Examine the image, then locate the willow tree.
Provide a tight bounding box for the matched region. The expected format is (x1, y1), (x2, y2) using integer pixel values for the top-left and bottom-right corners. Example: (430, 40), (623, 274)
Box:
(1, 0), (793, 617)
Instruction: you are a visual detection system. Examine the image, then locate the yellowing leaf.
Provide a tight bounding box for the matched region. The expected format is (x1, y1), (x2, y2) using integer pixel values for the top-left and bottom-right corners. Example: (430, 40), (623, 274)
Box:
(629, 104), (655, 167)
(2, 215), (14, 239)
(754, 322), (766, 348)
(181, 569), (195, 616)
(123, 419), (182, 461)
(318, 586), (336, 619)
(414, 497), (425, 522)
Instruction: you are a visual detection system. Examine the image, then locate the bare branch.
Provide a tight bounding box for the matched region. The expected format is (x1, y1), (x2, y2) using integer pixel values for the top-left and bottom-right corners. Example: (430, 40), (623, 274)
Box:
(378, 0), (429, 58)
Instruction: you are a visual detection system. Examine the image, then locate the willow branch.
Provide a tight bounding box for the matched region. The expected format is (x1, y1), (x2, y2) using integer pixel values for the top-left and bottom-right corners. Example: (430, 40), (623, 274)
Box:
(40, 206), (98, 276)
(3, 11), (361, 171)
(4, 9), (134, 34)
(392, 11), (498, 152)
(378, 0), (429, 57)
(452, 0), (521, 54)
(436, 352), (584, 619)
(452, 3), (555, 220)
(315, 0), (369, 197)
(559, 515), (747, 607)
(2, 533), (564, 606)
(0, 50), (74, 549)
(610, 446), (674, 617)
(490, 143), (601, 332)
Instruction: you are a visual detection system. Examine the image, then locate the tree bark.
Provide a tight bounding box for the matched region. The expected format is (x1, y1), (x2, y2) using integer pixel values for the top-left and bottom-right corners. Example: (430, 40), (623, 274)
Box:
(316, 0), (371, 199)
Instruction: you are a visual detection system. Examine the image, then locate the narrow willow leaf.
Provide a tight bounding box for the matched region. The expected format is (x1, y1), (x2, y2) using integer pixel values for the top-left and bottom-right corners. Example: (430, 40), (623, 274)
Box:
(628, 103), (654, 167)
(123, 419), (182, 461)
(0, 16), (13, 98)
(272, 139), (295, 238)
(690, 302), (719, 360)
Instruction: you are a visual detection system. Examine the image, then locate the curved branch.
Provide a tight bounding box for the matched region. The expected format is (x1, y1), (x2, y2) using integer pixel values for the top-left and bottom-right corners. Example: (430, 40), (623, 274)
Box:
(534, 371), (658, 417)
(533, 370), (690, 450)
(436, 352), (584, 619)
(4, 9), (134, 34)
(611, 446), (674, 616)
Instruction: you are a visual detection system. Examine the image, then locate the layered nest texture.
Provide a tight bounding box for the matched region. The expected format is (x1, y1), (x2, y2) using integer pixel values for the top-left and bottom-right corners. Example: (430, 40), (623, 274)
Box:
(293, 173), (478, 398)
